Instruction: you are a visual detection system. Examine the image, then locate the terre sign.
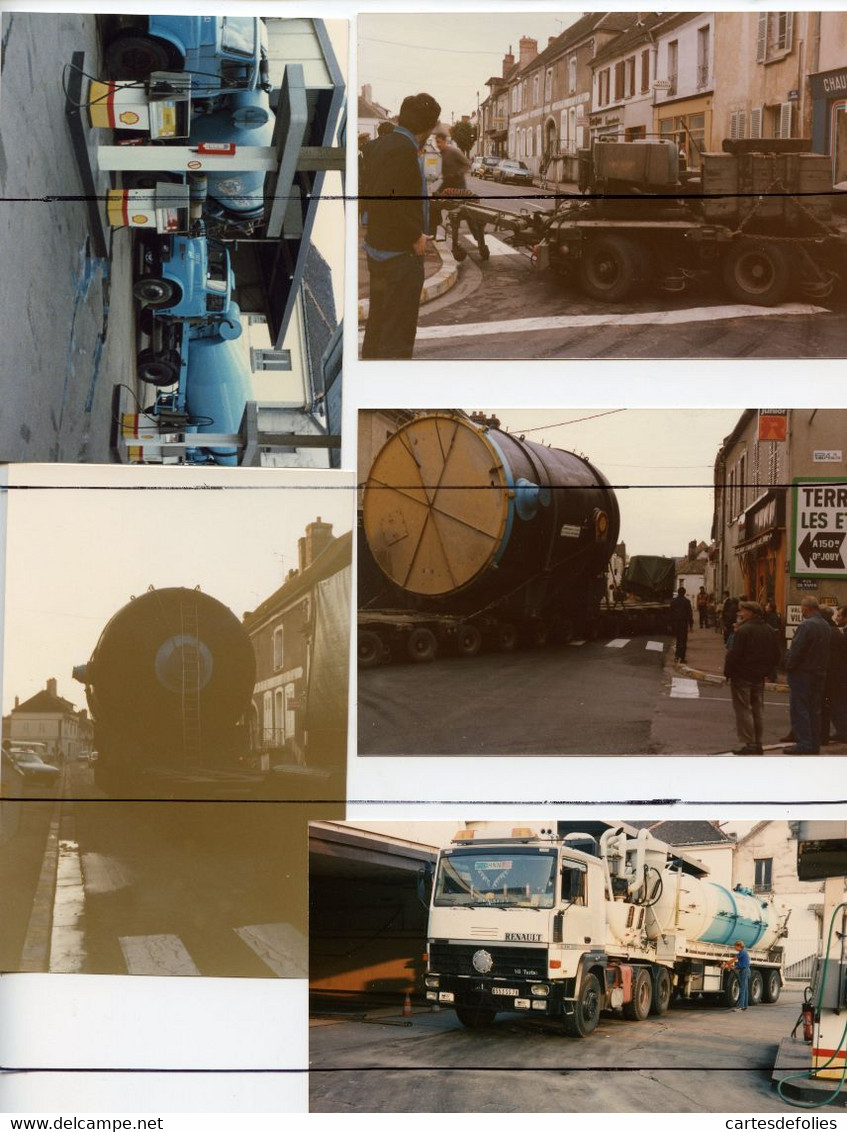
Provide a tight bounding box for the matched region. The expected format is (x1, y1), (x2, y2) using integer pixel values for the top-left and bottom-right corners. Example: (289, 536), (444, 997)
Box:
(793, 479), (847, 577)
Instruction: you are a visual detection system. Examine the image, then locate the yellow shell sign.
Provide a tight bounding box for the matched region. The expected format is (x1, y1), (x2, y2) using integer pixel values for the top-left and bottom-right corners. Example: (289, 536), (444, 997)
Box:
(131, 214), (149, 225)
(119, 110), (141, 125)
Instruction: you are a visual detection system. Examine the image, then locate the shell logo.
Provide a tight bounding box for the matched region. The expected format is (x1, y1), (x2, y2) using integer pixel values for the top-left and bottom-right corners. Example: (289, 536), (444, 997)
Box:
(131, 214), (150, 225)
(119, 110), (141, 126)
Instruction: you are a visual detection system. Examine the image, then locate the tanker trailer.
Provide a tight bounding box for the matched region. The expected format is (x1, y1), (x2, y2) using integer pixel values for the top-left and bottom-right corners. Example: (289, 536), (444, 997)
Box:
(73, 586), (256, 795)
(424, 825), (788, 1036)
(358, 411), (620, 665)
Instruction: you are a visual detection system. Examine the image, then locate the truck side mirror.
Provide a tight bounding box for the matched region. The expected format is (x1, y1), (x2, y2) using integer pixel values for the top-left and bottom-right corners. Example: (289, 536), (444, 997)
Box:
(417, 863), (433, 908)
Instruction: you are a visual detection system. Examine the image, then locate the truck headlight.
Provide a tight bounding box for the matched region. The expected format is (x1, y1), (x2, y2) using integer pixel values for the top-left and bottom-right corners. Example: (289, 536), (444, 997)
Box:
(530, 984), (550, 997)
(425, 976), (440, 989)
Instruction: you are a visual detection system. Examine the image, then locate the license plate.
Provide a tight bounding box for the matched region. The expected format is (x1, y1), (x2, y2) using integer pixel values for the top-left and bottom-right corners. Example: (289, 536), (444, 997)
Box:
(491, 986), (519, 996)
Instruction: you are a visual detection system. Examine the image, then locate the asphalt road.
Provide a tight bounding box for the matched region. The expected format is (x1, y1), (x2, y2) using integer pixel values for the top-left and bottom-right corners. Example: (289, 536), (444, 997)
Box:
(0, 12), (133, 463)
(358, 634), (791, 756)
(310, 987), (815, 1113)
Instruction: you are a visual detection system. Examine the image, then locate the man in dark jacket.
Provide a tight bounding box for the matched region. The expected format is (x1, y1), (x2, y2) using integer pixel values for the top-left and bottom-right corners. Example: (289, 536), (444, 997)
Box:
(669, 586), (694, 662)
(724, 601), (781, 754)
(784, 596), (831, 753)
(820, 606), (847, 744)
(361, 92), (441, 359)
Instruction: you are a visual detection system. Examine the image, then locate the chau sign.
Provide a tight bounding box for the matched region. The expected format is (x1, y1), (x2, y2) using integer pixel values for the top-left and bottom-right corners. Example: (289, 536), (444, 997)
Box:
(793, 478), (847, 577)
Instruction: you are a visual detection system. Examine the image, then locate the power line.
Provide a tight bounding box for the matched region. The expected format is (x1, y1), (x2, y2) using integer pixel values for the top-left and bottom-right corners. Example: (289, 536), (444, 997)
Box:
(509, 409), (628, 433)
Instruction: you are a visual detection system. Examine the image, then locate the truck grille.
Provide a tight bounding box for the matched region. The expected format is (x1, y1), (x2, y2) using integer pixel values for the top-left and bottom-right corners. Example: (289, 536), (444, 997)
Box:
(430, 941), (547, 980)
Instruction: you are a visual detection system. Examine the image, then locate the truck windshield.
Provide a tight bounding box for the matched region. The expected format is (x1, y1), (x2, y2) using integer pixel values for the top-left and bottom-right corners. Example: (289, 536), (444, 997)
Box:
(434, 848), (557, 908)
(221, 18), (256, 58)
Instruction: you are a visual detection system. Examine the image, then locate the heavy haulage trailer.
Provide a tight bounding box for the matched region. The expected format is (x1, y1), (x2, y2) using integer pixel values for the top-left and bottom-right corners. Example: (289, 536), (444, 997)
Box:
(424, 826), (789, 1037)
(447, 138), (847, 306)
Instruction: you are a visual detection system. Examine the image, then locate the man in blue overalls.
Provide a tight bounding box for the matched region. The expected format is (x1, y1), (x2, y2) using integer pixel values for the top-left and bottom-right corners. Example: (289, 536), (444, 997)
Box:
(730, 940), (750, 1011)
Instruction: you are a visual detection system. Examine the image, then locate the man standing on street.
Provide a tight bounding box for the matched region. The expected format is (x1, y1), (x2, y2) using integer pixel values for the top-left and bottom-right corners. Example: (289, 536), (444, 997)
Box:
(729, 940), (750, 1011)
(784, 596), (831, 754)
(361, 92), (441, 359)
(669, 585), (694, 663)
(724, 601), (781, 754)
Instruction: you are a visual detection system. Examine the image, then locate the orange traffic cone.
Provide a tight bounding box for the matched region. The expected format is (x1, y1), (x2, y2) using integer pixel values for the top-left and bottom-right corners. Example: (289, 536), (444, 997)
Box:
(403, 992), (413, 1018)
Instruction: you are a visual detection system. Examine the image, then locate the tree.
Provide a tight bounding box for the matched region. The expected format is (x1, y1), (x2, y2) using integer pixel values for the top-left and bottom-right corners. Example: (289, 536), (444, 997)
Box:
(450, 121), (477, 157)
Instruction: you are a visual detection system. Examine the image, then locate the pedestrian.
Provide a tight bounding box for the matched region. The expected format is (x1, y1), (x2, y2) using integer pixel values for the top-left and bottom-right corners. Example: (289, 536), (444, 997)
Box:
(820, 606), (847, 744)
(361, 92), (442, 360)
(429, 127), (472, 239)
(783, 596), (831, 754)
(729, 940), (751, 1011)
(723, 601), (781, 754)
(721, 592), (740, 644)
(763, 599), (783, 682)
(696, 585), (708, 629)
(669, 585), (693, 663)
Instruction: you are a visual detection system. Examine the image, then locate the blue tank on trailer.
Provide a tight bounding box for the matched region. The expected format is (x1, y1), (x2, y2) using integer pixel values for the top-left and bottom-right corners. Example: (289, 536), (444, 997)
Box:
(185, 303), (253, 466)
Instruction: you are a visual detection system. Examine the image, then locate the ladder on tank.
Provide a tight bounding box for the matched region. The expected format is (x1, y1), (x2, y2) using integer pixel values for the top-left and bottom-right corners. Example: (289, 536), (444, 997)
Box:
(179, 596), (203, 768)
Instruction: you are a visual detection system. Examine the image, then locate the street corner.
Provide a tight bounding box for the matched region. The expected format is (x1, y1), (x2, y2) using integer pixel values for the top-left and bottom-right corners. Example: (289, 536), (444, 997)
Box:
(358, 242), (459, 324)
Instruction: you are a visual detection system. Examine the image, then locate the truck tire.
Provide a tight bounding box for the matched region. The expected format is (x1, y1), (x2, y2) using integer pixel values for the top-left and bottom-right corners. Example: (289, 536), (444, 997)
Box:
(455, 623), (482, 658)
(495, 623), (518, 652)
(133, 277), (182, 310)
(721, 240), (791, 306)
(650, 967), (671, 1016)
(748, 969), (764, 1006)
(579, 235), (642, 303)
(456, 1005), (497, 1029)
(723, 970), (741, 1008)
(761, 968), (781, 1004)
(563, 972), (601, 1038)
(623, 967), (652, 1021)
(357, 630), (384, 669)
(105, 33), (180, 80)
(406, 627), (438, 663)
(137, 349), (179, 386)
(525, 621), (551, 648)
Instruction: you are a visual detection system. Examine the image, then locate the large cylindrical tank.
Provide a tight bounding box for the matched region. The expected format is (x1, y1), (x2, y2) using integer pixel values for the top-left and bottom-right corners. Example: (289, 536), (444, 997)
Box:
(647, 870), (782, 951)
(77, 587), (256, 773)
(362, 412), (619, 619)
(188, 98), (275, 224)
(186, 303), (253, 465)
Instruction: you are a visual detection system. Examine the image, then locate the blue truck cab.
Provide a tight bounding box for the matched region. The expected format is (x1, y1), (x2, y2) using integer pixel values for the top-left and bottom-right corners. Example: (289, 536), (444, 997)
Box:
(105, 16), (271, 101)
(133, 234), (236, 321)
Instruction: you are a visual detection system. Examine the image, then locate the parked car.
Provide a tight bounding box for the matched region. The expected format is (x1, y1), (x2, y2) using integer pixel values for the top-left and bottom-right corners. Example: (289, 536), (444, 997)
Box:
(492, 158), (534, 185)
(472, 155), (503, 180)
(8, 749), (61, 789)
(1, 749), (26, 798)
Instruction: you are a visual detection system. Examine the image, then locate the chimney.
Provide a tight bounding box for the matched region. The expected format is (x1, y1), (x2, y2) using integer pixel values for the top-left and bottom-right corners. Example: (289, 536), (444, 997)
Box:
(361, 83), (372, 103)
(548, 36), (557, 47)
(502, 47), (515, 77)
(46, 678), (57, 697)
(14, 696), (19, 709)
(519, 36), (538, 68)
(688, 539), (697, 560)
(298, 517), (335, 572)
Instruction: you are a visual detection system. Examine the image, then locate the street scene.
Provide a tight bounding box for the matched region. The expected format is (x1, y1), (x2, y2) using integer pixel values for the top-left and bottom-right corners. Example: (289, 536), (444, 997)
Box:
(0, 12), (345, 465)
(358, 12), (847, 360)
(310, 819), (847, 1112)
(1, 466), (352, 975)
(358, 408), (847, 756)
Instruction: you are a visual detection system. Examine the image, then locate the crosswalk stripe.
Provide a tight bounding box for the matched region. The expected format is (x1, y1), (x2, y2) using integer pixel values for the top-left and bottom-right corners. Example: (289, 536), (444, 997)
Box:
(645, 641), (664, 652)
(605, 638), (630, 648)
(81, 852), (133, 895)
(119, 933), (201, 976)
(234, 923), (308, 978)
(477, 234), (520, 257)
(670, 677), (700, 699)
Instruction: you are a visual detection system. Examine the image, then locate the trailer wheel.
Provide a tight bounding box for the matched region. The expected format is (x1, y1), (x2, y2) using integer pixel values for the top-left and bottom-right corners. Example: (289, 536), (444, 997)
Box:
(563, 972), (601, 1038)
(456, 1005), (497, 1029)
(525, 621), (551, 648)
(137, 349), (179, 386)
(723, 970), (741, 1008)
(721, 240), (791, 306)
(579, 235), (642, 303)
(495, 623), (518, 652)
(406, 627), (438, 663)
(357, 630), (384, 669)
(650, 967), (672, 1016)
(105, 32), (180, 80)
(455, 624), (482, 658)
(623, 967), (653, 1021)
(761, 968), (781, 1004)
(133, 277), (182, 310)
(748, 969), (764, 1006)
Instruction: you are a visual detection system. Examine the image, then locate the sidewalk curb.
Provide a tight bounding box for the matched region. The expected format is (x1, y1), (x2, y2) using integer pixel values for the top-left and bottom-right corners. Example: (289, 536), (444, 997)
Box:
(673, 658), (789, 693)
(358, 246), (459, 324)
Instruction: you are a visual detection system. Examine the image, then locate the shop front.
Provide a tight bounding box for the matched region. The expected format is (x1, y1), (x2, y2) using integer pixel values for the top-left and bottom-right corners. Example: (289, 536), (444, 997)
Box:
(655, 94), (712, 170)
(810, 67), (847, 181)
(733, 489), (786, 611)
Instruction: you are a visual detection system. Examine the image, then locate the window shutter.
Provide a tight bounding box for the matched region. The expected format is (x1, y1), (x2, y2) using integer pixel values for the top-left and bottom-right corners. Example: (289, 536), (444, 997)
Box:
(730, 111), (739, 140)
(750, 107), (763, 139)
(756, 12), (767, 62)
(784, 12), (794, 53)
(779, 101), (793, 140)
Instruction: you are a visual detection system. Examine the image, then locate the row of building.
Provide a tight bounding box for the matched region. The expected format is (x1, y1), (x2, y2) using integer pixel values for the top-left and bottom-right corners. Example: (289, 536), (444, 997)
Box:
(2, 518), (351, 770)
(478, 11), (847, 186)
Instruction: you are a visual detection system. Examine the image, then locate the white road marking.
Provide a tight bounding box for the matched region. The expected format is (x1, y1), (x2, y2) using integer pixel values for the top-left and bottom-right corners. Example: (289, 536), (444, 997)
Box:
(646, 641), (665, 652)
(412, 302), (829, 342)
(49, 839), (87, 974)
(234, 923), (308, 978)
(478, 234), (521, 257)
(80, 852), (133, 895)
(605, 638), (630, 648)
(119, 934), (201, 976)
(670, 677), (700, 699)
(569, 639), (586, 646)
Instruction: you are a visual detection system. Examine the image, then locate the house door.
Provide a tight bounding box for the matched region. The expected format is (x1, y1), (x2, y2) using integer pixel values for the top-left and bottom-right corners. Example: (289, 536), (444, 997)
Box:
(835, 104), (847, 183)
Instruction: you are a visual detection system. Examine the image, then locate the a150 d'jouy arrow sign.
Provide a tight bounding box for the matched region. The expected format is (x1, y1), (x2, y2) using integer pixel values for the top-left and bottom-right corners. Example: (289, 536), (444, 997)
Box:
(793, 479), (847, 576)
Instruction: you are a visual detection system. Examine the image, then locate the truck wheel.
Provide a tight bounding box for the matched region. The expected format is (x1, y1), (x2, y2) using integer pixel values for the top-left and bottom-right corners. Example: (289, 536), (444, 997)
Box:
(563, 972), (601, 1037)
(526, 621), (550, 648)
(105, 33), (180, 80)
(495, 623), (518, 652)
(748, 969), (764, 1006)
(406, 627), (438, 663)
(455, 1005), (497, 1029)
(721, 240), (790, 306)
(579, 235), (642, 303)
(723, 970), (741, 1008)
(455, 624), (482, 658)
(357, 630), (384, 669)
(650, 967), (671, 1016)
(761, 968), (781, 1004)
(133, 277), (182, 310)
(623, 967), (652, 1021)
(137, 349), (179, 386)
